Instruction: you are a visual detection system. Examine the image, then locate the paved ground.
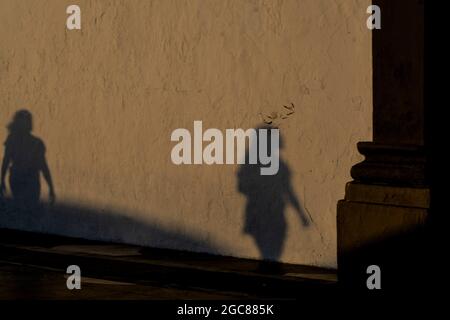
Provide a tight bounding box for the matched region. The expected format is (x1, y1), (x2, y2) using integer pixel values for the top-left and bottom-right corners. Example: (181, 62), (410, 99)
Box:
(0, 228), (337, 300)
(0, 261), (253, 300)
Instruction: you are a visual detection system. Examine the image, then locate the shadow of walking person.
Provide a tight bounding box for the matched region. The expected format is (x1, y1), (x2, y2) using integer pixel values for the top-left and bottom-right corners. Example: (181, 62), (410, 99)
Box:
(0, 110), (55, 214)
(237, 125), (309, 273)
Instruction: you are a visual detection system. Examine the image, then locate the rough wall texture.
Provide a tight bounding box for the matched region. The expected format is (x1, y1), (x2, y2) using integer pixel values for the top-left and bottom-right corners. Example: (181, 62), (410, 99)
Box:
(0, 0), (372, 268)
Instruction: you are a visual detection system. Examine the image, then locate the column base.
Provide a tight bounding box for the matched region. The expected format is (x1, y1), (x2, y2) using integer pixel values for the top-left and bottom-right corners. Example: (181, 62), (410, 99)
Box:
(351, 142), (428, 186)
(337, 182), (430, 289)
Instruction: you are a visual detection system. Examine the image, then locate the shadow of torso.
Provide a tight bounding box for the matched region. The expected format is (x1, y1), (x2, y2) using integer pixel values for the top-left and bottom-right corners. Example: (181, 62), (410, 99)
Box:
(238, 160), (291, 261)
(5, 133), (46, 207)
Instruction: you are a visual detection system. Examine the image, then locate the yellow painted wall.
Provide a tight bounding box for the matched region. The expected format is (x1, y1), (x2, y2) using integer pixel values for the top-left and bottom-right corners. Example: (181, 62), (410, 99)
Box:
(0, 0), (372, 268)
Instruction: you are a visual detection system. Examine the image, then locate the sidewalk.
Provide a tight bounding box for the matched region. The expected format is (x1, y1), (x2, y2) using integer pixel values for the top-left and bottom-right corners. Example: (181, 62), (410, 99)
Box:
(0, 228), (337, 299)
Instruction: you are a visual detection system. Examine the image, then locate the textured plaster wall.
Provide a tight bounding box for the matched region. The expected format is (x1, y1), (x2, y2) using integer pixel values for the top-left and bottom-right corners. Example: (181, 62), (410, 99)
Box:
(0, 0), (371, 268)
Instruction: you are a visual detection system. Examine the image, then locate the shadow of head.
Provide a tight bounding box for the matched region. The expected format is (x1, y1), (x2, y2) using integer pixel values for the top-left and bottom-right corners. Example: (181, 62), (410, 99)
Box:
(7, 109), (33, 134)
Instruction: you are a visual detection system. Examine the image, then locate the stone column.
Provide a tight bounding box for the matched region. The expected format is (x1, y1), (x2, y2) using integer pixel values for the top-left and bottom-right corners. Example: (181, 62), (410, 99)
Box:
(337, 0), (429, 289)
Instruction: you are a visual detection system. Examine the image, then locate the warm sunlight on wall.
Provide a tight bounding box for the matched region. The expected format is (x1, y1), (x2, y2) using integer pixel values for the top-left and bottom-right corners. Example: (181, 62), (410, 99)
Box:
(0, 0), (372, 268)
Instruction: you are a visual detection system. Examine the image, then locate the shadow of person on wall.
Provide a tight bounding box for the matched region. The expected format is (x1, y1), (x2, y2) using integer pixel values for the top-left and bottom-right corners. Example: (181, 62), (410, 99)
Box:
(237, 125), (309, 272)
(0, 110), (55, 213)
